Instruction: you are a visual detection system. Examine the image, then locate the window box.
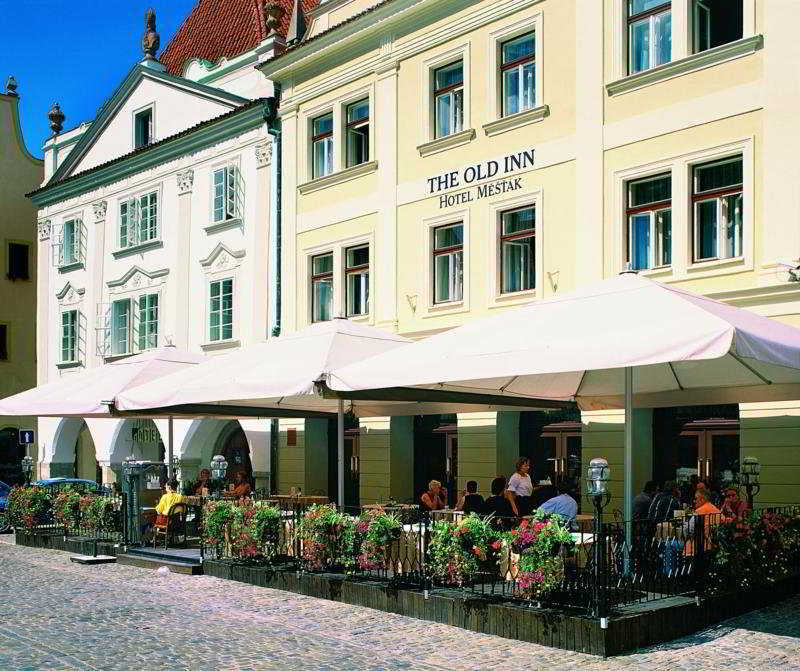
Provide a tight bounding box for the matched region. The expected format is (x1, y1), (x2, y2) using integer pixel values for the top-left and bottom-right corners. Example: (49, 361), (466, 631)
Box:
(483, 104), (549, 137)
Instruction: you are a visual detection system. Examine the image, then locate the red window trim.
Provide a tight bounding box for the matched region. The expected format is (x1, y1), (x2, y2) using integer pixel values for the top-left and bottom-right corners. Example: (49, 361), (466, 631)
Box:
(346, 101), (370, 129)
(500, 33), (535, 71)
(691, 186), (742, 203)
(433, 62), (464, 96)
(311, 253), (334, 283)
(312, 114), (333, 142)
(626, 199), (671, 216)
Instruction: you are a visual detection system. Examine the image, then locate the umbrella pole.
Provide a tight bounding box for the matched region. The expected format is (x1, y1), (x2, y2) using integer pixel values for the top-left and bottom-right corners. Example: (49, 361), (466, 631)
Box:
(624, 367), (633, 565)
(167, 416), (174, 479)
(337, 400), (345, 507)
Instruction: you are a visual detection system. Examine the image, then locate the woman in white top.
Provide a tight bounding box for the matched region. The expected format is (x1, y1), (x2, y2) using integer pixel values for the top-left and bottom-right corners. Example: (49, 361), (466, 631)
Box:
(507, 457), (533, 516)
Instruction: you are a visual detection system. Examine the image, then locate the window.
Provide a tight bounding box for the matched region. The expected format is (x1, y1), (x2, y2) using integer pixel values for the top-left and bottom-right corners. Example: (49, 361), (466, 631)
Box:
(61, 310), (78, 363)
(626, 173), (672, 270)
(311, 253), (333, 322)
(433, 223), (463, 304)
(0, 324), (7, 361)
(138, 293), (159, 351)
(134, 107), (153, 149)
(119, 191), (159, 249)
(500, 207), (535, 293)
(693, 0), (743, 53)
(433, 61), (464, 139)
(312, 113), (334, 178)
(628, 1), (671, 74)
(111, 299), (131, 356)
(346, 100), (370, 168)
(7, 243), (29, 280)
(345, 245), (369, 317)
(53, 219), (83, 268)
(209, 279), (234, 341)
(213, 165), (241, 223)
(693, 156), (743, 262)
(501, 33), (535, 117)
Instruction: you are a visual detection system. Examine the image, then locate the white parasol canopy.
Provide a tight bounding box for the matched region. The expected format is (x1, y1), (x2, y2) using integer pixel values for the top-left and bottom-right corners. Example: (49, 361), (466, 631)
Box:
(0, 346), (206, 418)
(326, 274), (800, 519)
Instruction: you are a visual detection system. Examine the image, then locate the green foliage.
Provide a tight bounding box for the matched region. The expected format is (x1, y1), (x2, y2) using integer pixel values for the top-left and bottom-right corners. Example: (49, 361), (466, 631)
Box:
(202, 500), (237, 548)
(355, 509), (402, 571)
(427, 514), (506, 586)
(52, 488), (82, 531)
(80, 496), (118, 533)
(6, 487), (51, 529)
(299, 504), (357, 571)
(509, 512), (575, 599)
(202, 500), (283, 561)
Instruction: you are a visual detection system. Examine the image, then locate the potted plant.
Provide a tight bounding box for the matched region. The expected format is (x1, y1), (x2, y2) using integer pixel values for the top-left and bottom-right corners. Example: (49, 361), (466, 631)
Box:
(510, 512), (575, 601)
(203, 499), (237, 554)
(427, 514), (506, 586)
(298, 504), (357, 572)
(52, 488), (82, 533)
(355, 508), (402, 571)
(6, 486), (52, 530)
(80, 496), (118, 534)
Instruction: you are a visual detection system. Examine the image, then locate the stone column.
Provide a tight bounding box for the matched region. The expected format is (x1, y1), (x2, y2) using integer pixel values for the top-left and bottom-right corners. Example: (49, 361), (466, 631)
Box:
(278, 104), (298, 332)
(90, 200), (107, 368)
(252, 141), (272, 341)
(36, 220), (51, 384)
(174, 170), (194, 347)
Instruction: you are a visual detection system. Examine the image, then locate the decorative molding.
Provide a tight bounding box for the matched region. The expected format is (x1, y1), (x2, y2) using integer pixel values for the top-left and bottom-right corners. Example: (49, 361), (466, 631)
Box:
(482, 105), (549, 137)
(92, 200), (107, 222)
(112, 239), (164, 259)
(56, 361), (83, 370)
(58, 261), (85, 274)
(55, 282), (85, 306)
(106, 265), (169, 293)
(38, 220), (51, 241)
(416, 129), (476, 158)
(200, 242), (246, 270)
(205, 217), (244, 235)
(200, 339), (241, 352)
(255, 142), (272, 168)
(298, 161), (378, 195)
(606, 35), (764, 97)
(177, 169), (194, 194)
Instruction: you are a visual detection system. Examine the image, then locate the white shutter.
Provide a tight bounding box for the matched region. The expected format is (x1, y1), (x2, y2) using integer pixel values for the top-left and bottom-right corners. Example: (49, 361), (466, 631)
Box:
(51, 223), (64, 267)
(226, 166), (237, 218)
(73, 219), (84, 265)
(234, 165), (244, 219)
(95, 302), (111, 357)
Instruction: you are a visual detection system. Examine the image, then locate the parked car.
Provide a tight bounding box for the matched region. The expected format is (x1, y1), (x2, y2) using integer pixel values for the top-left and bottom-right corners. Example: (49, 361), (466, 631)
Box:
(0, 480), (10, 533)
(31, 478), (112, 495)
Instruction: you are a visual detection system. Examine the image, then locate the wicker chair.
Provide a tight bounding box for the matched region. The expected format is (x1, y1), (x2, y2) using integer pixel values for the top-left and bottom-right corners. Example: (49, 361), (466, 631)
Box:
(153, 502), (188, 549)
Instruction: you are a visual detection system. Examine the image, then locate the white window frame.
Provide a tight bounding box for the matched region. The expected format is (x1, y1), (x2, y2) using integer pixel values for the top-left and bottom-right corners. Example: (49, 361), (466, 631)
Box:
(422, 210), (470, 317)
(419, 44), (471, 145)
(132, 103), (155, 150)
(52, 215), (85, 269)
(487, 191), (544, 309)
(310, 251), (334, 323)
(691, 155), (744, 264)
(211, 160), (244, 224)
(487, 13), (543, 122)
(110, 298), (133, 357)
(310, 111), (335, 179)
(117, 186), (162, 251)
(344, 98), (371, 169)
(136, 292), (160, 352)
(626, 173), (673, 271)
(208, 277), (235, 343)
(60, 309), (79, 364)
(344, 243), (370, 318)
(612, 138), (752, 280)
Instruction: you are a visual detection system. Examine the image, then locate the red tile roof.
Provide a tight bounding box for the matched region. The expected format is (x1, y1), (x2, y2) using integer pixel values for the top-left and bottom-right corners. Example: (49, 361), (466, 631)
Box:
(161, 0), (319, 77)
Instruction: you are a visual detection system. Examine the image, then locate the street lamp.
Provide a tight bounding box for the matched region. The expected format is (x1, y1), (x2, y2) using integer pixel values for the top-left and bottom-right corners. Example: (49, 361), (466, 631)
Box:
(587, 457), (611, 620)
(210, 455), (228, 499)
(21, 455), (33, 486)
(171, 456), (181, 483)
(740, 455), (761, 509)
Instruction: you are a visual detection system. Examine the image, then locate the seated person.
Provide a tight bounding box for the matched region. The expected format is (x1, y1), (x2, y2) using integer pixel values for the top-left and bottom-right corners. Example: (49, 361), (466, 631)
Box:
(455, 480), (484, 516)
(481, 476), (518, 519)
(194, 468), (212, 496)
(537, 480), (578, 522)
(685, 487), (721, 555)
(720, 485), (749, 521)
(633, 480), (658, 520)
(530, 479), (558, 509)
(648, 480), (681, 523)
(224, 471), (252, 499)
(421, 479), (448, 511)
(154, 479), (186, 525)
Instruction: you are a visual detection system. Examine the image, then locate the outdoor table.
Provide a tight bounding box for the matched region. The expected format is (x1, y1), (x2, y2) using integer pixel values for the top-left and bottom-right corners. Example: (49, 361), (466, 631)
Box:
(575, 514), (594, 532)
(430, 509), (464, 523)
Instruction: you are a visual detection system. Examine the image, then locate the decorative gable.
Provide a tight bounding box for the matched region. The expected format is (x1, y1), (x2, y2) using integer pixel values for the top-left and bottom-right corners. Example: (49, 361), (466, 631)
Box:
(200, 243), (246, 274)
(106, 265), (169, 295)
(56, 282), (85, 307)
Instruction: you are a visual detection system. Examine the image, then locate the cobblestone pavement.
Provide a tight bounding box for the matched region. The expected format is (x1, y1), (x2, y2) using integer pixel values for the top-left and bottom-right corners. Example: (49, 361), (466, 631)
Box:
(0, 540), (799, 670)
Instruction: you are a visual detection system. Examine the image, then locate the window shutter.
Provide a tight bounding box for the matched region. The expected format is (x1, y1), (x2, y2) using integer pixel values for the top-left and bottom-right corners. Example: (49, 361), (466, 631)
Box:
(234, 166), (244, 219)
(51, 223), (64, 267)
(95, 302), (111, 357)
(73, 219), (84, 264)
(227, 166), (237, 218)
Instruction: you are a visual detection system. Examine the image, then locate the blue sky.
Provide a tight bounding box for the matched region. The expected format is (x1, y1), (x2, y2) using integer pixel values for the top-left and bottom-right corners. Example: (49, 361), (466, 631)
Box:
(0, 1), (197, 158)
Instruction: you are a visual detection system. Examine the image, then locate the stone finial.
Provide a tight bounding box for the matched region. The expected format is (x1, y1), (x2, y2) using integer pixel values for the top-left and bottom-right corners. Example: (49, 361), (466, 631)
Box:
(141, 8), (161, 59)
(264, 1), (286, 37)
(5, 75), (18, 96)
(286, 0), (307, 45)
(48, 103), (65, 136)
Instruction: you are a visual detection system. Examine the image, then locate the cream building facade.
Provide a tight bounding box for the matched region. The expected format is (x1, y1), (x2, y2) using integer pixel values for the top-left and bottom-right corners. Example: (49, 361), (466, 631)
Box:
(0, 79), (42, 485)
(261, 0), (800, 508)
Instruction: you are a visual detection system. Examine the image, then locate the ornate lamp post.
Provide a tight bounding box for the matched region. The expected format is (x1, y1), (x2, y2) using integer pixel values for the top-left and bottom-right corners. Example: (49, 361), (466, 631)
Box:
(587, 457), (611, 621)
(740, 456), (761, 509)
(21, 455), (33, 486)
(210, 455), (228, 499)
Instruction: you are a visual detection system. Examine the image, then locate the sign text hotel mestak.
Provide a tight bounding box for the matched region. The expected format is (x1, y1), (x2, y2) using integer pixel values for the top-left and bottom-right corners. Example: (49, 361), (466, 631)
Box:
(427, 148), (534, 208)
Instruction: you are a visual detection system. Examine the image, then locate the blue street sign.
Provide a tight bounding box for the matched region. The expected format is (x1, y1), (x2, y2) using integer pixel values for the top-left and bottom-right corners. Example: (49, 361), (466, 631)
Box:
(19, 430), (35, 445)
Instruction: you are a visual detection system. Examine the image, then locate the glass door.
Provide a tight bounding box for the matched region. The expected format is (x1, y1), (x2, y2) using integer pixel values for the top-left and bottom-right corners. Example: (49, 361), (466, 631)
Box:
(345, 432), (360, 508)
(707, 431), (739, 484)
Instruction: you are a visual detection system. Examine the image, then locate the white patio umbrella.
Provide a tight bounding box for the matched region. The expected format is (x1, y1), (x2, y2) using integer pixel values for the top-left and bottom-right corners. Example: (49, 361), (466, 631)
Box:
(114, 319), (561, 503)
(326, 273), (800, 519)
(0, 346), (206, 476)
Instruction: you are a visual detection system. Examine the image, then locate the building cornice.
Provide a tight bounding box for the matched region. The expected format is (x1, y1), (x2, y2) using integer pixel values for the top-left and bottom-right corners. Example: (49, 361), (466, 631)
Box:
(29, 101), (271, 208)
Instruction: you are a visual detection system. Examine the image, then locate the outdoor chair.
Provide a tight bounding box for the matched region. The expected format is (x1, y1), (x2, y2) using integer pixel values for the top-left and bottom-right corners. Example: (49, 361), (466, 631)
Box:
(152, 502), (188, 549)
